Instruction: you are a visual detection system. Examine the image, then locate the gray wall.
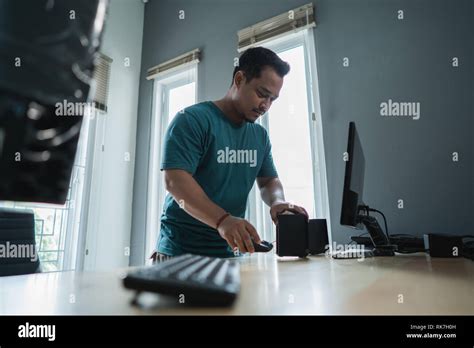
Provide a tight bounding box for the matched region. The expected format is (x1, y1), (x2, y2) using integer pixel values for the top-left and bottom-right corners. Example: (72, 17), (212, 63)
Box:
(131, 0), (473, 264)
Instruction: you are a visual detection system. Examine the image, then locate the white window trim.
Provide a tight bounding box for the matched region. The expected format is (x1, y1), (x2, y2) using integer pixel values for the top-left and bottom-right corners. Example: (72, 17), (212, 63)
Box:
(247, 29), (332, 244)
(75, 108), (104, 271)
(145, 63), (198, 263)
(303, 29), (332, 244)
(65, 108), (96, 271)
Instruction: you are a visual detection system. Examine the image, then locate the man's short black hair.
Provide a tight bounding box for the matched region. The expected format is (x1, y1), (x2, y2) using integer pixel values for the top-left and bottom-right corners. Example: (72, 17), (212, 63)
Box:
(231, 47), (290, 86)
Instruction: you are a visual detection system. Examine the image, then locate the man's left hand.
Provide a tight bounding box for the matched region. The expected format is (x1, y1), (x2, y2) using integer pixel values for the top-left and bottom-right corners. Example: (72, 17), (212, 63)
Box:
(270, 202), (309, 225)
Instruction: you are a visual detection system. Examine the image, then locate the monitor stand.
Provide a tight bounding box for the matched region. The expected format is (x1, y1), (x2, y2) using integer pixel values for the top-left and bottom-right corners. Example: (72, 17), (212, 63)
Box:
(358, 214), (397, 256)
(332, 213), (397, 259)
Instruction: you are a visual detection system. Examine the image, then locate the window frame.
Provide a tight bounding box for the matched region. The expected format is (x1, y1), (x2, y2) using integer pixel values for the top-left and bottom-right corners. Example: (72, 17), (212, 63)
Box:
(246, 29), (332, 244)
(145, 63), (198, 262)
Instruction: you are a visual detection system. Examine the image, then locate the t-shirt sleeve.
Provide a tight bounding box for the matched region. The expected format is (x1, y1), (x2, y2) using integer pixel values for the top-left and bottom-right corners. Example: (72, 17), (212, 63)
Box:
(257, 130), (278, 178)
(160, 110), (207, 175)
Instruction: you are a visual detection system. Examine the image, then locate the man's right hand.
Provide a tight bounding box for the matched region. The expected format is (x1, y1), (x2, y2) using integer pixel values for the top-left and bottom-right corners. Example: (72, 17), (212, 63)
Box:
(217, 215), (261, 254)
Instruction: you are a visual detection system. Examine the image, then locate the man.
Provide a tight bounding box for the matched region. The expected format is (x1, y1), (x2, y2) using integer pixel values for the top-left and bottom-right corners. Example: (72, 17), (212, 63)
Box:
(155, 47), (308, 260)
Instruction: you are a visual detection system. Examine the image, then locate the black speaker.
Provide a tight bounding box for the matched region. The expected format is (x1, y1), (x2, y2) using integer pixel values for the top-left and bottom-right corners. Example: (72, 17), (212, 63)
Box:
(276, 214), (308, 257)
(276, 215), (329, 257)
(308, 219), (329, 255)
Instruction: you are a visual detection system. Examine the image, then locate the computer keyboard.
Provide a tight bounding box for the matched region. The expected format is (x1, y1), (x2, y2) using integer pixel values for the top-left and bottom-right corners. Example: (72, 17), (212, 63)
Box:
(122, 254), (240, 307)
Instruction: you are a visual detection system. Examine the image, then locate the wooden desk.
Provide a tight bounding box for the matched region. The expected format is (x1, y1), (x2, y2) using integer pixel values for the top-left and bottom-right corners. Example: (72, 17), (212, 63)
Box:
(1, 252), (473, 315)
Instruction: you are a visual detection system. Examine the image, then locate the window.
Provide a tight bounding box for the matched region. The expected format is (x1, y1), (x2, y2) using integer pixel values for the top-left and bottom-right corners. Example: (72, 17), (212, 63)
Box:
(145, 62), (198, 261)
(269, 44), (316, 216)
(167, 82), (196, 125)
(246, 29), (332, 243)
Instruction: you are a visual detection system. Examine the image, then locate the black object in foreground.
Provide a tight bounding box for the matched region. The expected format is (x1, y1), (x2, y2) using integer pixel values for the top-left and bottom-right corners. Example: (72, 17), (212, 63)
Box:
(123, 254), (240, 307)
(253, 239), (273, 252)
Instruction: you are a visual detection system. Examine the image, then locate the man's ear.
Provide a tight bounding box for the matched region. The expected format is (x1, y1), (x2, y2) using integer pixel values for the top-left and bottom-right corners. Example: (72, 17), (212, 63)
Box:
(234, 71), (245, 88)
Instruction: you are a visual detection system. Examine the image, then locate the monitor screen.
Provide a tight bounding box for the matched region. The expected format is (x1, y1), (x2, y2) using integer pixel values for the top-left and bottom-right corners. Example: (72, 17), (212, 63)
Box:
(340, 122), (365, 228)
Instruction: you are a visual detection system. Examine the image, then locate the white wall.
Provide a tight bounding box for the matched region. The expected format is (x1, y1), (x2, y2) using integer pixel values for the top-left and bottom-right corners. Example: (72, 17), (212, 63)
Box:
(83, 0), (144, 271)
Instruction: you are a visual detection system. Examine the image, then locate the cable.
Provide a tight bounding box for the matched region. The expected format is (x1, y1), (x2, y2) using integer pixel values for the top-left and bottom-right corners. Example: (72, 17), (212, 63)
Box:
(350, 214), (473, 258)
(368, 208), (390, 240)
(352, 230), (426, 254)
(358, 205), (389, 240)
(395, 249), (427, 254)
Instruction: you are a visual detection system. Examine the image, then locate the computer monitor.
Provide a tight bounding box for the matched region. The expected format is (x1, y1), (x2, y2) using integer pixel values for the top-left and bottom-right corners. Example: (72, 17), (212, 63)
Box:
(0, 0), (108, 205)
(339, 122), (396, 257)
(340, 122), (365, 229)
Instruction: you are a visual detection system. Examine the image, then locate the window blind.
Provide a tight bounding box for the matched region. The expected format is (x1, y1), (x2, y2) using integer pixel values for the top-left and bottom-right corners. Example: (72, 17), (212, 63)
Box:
(237, 3), (316, 52)
(92, 53), (112, 112)
(146, 48), (201, 80)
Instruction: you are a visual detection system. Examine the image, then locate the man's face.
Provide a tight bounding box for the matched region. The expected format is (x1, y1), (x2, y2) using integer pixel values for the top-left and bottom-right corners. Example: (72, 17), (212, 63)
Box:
(233, 66), (284, 123)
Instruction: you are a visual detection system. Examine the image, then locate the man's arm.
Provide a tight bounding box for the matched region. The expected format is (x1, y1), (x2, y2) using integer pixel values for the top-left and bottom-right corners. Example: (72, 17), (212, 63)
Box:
(257, 177), (309, 223)
(164, 169), (260, 252)
(257, 176), (286, 207)
(165, 169), (226, 228)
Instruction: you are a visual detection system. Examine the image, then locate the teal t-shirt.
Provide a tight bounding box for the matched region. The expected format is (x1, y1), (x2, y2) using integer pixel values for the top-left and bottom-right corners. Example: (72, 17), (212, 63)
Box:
(157, 101), (278, 257)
